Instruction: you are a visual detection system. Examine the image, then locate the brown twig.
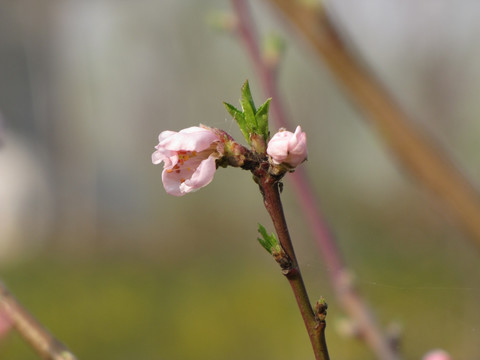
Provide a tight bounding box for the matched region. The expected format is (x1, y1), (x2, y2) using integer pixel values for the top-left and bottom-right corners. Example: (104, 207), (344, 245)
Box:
(231, 1), (400, 359)
(264, 0), (480, 249)
(258, 172), (329, 360)
(0, 281), (77, 360)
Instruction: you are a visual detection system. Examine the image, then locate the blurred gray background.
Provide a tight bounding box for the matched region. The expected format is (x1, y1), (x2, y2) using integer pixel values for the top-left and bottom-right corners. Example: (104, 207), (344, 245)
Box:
(0, 1), (479, 359)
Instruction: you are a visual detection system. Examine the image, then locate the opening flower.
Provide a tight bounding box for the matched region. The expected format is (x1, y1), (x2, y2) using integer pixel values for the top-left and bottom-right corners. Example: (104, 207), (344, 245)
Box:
(267, 126), (307, 168)
(152, 126), (223, 196)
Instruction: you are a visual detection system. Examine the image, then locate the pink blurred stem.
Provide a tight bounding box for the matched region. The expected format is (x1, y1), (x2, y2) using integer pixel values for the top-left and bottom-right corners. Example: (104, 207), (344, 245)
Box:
(0, 281), (77, 360)
(0, 307), (13, 339)
(231, 1), (399, 359)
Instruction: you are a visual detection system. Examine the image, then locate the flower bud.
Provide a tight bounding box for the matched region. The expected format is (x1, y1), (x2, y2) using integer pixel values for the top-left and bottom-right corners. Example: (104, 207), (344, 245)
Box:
(267, 126), (307, 168)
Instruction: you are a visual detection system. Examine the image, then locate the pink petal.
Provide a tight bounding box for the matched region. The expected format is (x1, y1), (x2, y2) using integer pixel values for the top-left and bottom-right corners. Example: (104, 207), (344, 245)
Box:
(152, 148), (167, 165)
(267, 134), (289, 162)
(161, 169), (185, 196)
(158, 130), (177, 143)
(161, 154), (217, 196)
(160, 127), (219, 152)
(267, 126), (307, 167)
(180, 154), (217, 193)
(289, 126), (306, 152)
(289, 131), (307, 164)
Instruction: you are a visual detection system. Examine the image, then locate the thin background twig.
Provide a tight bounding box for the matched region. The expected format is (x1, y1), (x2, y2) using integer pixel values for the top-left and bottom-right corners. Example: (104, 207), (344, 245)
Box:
(0, 281), (77, 360)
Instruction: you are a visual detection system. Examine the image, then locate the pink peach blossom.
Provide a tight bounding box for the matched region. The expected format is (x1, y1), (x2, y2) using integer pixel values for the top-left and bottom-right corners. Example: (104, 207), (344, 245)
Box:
(422, 349), (451, 360)
(152, 126), (223, 196)
(267, 126), (307, 168)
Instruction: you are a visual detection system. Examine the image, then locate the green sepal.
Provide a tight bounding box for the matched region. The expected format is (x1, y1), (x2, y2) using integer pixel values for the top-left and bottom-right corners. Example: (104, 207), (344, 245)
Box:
(257, 223), (279, 254)
(255, 98), (271, 141)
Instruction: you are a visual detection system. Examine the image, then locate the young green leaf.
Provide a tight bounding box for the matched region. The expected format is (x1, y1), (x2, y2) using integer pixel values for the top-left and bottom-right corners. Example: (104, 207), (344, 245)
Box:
(223, 102), (244, 122)
(255, 98), (271, 141)
(223, 80), (272, 147)
(240, 80), (257, 136)
(257, 223), (279, 254)
(223, 102), (249, 143)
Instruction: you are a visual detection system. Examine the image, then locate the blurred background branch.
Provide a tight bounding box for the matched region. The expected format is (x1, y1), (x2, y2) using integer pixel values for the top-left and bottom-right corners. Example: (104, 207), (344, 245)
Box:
(0, 281), (77, 360)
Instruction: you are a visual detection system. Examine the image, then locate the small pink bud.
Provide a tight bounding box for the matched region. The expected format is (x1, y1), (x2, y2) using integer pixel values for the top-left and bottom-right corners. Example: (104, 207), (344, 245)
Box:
(422, 349), (451, 360)
(152, 126), (223, 196)
(267, 126), (307, 168)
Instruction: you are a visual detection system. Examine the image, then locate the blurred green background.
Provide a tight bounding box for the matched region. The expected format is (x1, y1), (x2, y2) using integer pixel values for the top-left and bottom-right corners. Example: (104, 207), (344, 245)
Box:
(1, 1), (480, 359)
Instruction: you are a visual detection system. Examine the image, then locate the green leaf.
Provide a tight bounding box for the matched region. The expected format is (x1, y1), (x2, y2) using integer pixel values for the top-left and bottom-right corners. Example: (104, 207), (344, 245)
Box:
(223, 80), (272, 147)
(223, 102), (244, 122)
(257, 223), (279, 254)
(223, 102), (249, 142)
(255, 98), (271, 141)
(240, 80), (257, 136)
